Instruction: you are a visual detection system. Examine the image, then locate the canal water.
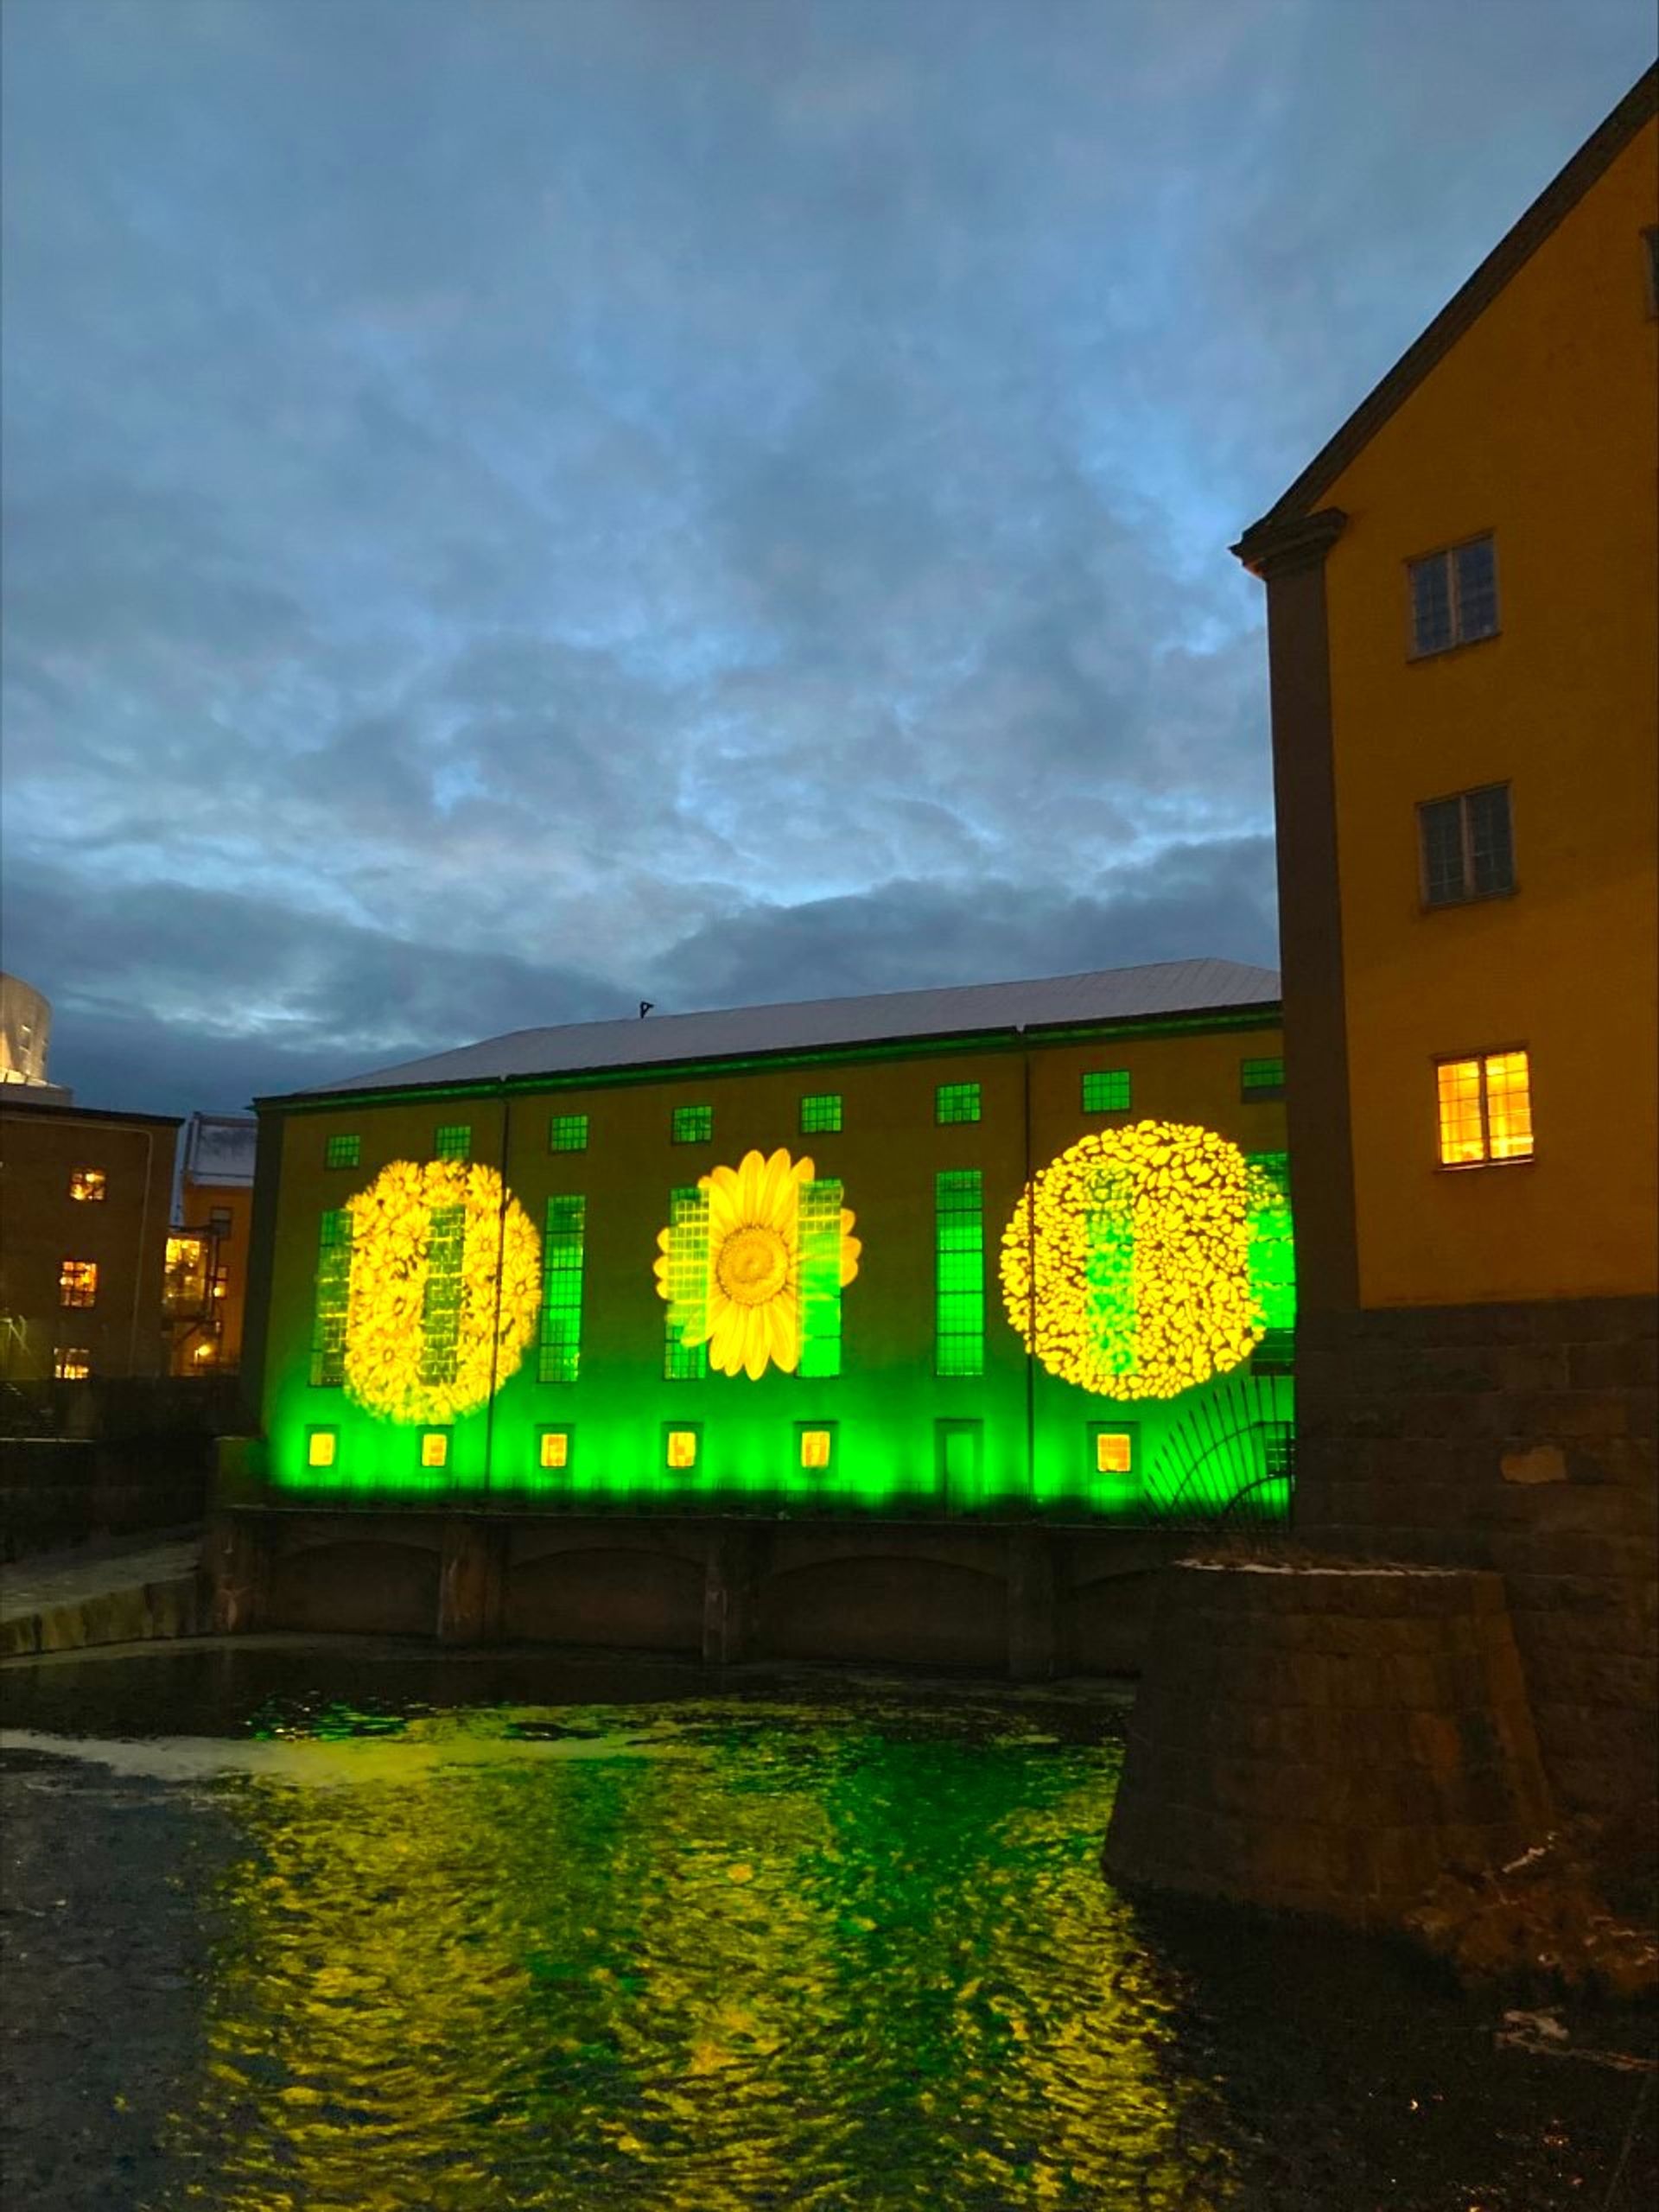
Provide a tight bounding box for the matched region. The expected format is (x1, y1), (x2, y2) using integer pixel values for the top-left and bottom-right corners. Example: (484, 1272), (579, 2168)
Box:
(2, 1643), (1654, 2212)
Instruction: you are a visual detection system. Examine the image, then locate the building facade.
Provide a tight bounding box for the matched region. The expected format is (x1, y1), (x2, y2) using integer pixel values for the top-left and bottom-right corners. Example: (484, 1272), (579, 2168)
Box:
(1233, 70), (1658, 1813)
(169, 1113), (257, 1375)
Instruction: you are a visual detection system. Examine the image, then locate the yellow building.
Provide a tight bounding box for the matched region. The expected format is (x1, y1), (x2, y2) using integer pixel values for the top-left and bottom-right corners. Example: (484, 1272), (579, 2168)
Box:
(1234, 68), (1657, 1815)
(169, 1113), (257, 1374)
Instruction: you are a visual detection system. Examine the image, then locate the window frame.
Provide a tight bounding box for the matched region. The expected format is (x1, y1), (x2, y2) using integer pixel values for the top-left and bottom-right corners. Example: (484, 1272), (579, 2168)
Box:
(1086, 1421), (1140, 1481)
(798, 1092), (842, 1136)
(662, 1421), (702, 1472)
(935, 1080), (982, 1128)
(59, 1258), (99, 1310)
(416, 1427), (452, 1472)
(324, 1133), (361, 1171)
(1417, 782), (1516, 910)
(1081, 1069), (1130, 1115)
(54, 1346), (92, 1381)
(548, 1113), (589, 1154)
(67, 1167), (107, 1202)
(794, 1420), (838, 1474)
(1406, 531), (1500, 660)
(1433, 1044), (1535, 1172)
(1239, 1055), (1286, 1103)
(671, 1103), (713, 1146)
(433, 1123), (472, 1162)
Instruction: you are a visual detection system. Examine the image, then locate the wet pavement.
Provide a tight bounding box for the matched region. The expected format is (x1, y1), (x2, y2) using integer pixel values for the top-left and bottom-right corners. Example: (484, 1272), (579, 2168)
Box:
(2, 1639), (1656, 2210)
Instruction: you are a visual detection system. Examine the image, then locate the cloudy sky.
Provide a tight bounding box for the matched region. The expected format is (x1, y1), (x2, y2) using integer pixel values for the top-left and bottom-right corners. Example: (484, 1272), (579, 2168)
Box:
(3, 0), (1649, 1114)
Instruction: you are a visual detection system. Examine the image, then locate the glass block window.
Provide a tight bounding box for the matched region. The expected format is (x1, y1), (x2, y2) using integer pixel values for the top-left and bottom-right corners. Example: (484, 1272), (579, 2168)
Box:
(54, 1347), (92, 1381)
(1090, 1427), (1135, 1477)
(418, 1429), (450, 1471)
(798, 1424), (836, 1471)
(306, 1427), (338, 1470)
(799, 1093), (842, 1135)
(418, 1205), (465, 1387)
(1419, 785), (1515, 906)
(672, 1103), (713, 1144)
(309, 1209), (353, 1385)
(538, 1427), (572, 1472)
(664, 1427), (700, 1471)
(1081, 1070), (1130, 1114)
(936, 1081), (981, 1127)
(324, 1134), (360, 1170)
(548, 1113), (589, 1154)
(798, 1177), (845, 1379)
(935, 1169), (984, 1377)
(1241, 1057), (1286, 1101)
(67, 1168), (106, 1202)
(1437, 1049), (1534, 1167)
(59, 1259), (98, 1309)
(1409, 535), (1497, 657)
(663, 1185), (709, 1379)
(539, 1194), (586, 1383)
(434, 1123), (472, 1161)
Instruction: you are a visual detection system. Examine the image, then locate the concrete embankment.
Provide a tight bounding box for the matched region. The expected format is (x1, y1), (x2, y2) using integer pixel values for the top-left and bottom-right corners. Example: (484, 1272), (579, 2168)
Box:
(0, 1531), (207, 1660)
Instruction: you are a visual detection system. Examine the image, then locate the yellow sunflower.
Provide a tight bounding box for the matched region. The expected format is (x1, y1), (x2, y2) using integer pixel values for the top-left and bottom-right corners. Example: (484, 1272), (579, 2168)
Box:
(653, 1147), (860, 1380)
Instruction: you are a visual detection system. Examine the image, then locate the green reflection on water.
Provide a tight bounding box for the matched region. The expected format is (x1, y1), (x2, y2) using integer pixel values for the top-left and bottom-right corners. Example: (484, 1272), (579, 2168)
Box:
(161, 1703), (1233, 2211)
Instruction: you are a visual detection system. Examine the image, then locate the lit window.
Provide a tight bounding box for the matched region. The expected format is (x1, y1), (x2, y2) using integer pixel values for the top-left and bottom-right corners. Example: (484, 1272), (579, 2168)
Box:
(1241, 1057), (1286, 1102)
(1436, 1049), (1534, 1167)
(539, 1195), (586, 1383)
(800, 1093), (842, 1135)
(798, 1427), (834, 1471)
(59, 1259), (98, 1309)
(1419, 785), (1514, 906)
(434, 1124), (471, 1161)
(1409, 535), (1497, 657)
(68, 1168), (106, 1202)
(309, 1210), (353, 1387)
(1082, 1070), (1129, 1114)
(193, 1341), (217, 1364)
(1095, 1431), (1133, 1476)
(307, 1428), (338, 1470)
(54, 1347), (91, 1381)
(538, 1428), (570, 1471)
(325, 1133), (360, 1170)
(935, 1169), (984, 1376)
(419, 1430), (450, 1470)
(548, 1114), (588, 1154)
(672, 1104), (713, 1144)
(663, 1185), (709, 1379)
(164, 1233), (211, 1318)
(665, 1427), (699, 1470)
(936, 1082), (981, 1126)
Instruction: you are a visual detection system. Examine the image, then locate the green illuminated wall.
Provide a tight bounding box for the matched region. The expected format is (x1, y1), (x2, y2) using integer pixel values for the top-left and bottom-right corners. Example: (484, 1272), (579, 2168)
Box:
(255, 1017), (1294, 1524)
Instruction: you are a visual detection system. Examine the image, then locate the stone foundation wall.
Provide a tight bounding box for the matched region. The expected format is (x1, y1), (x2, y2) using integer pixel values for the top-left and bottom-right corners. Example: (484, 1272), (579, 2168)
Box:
(1103, 1562), (1554, 1924)
(1293, 1294), (1658, 1817)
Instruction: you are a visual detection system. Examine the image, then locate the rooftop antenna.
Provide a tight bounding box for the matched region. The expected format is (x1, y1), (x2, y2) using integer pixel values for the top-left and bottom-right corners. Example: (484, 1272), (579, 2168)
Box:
(639, 1000), (653, 1019)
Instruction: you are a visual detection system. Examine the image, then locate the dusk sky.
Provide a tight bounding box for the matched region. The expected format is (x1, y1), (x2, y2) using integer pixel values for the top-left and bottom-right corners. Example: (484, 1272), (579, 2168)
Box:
(3, 0), (1650, 1116)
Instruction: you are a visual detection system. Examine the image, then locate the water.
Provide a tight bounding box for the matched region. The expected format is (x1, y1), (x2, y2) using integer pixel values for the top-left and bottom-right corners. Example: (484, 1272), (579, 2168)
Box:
(2, 1643), (1654, 2211)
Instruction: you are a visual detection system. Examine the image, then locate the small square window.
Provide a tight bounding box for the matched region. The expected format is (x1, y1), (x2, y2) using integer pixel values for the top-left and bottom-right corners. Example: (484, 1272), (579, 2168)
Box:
(54, 1347), (92, 1381)
(67, 1168), (106, 1202)
(59, 1259), (98, 1309)
(664, 1426), (700, 1470)
(307, 1428), (338, 1470)
(1419, 785), (1515, 906)
(936, 1082), (981, 1127)
(1081, 1069), (1130, 1114)
(419, 1429), (450, 1470)
(538, 1427), (572, 1471)
(1436, 1048), (1534, 1168)
(1241, 1057), (1286, 1102)
(208, 1206), (232, 1236)
(549, 1113), (589, 1154)
(325, 1134), (361, 1170)
(1408, 535), (1498, 657)
(799, 1093), (842, 1135)
(1090, 1426), (1136, 1477)
(434, 1124), (471, 1161)
(797, 1424), (836, 1471)
(672, 1104), (713, 1145)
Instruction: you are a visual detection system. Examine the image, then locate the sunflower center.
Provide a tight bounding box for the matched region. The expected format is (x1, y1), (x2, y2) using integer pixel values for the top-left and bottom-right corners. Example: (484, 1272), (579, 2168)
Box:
(715, 1224), (790, 1306)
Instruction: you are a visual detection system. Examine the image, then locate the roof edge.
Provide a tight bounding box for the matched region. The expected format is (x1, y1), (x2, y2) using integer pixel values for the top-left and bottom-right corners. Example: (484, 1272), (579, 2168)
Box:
(1233, 64), (1657, 561)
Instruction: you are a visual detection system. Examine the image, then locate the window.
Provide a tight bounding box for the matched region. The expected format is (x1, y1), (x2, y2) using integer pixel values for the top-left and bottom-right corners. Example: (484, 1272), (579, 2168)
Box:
(798, 1177), (845, 1378)
(539, 1195), (586, 1383)
(434, 1123), (472, 1161)
(164, 1233), (211, 1318)
(1089, 1425), (1137, 1478)
(1419, 785), (1515, 906)
(1081, 1069), (1130, 1114)
(936, 1081), (981, 1127)
(418, 1429), (450, 1471)
(935, 1169), (984, 1376)
(672, 1103), (713, 1144)
(664, 1185), (709, 1379)
(307, 1427), (338, 1471)
(67, 1168), (106, 1202)
(799, 1092), (842, 1135)
(548, 1113), (588, 1154)
(309, 1210), (353, 1386)
(537, 1427), (572, 1472)
(54, 1347), (92, 1381)
(797, 1424), (836, 1471)
(59, 1259), (98, 1309)
(1436, 1048), (1534, 1167)
(664, 1426), (700, 1471)
(1409, 535), (1497, 657)
(418, 1205), (465, 1386)
(1241, 1056), (1286, 1102)
(325, 1133), (360, 1171)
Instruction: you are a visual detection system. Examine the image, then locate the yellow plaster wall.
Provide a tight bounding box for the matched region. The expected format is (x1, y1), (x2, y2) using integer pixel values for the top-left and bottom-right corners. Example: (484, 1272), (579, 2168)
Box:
(1321, 121), (1658, 1306)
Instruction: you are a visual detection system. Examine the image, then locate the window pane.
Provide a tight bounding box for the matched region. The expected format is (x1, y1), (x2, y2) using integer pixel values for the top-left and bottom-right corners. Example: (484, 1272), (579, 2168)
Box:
(1483, 1050), (1534, 1160)
(672, 1104), (712, 1144)
(800, 1093), (842, 1135)
(1081, 1069), (1129, 1113)
(1455, 537), (1498, 641)
(434, 1123), (471, 1160)
(936, 1082), (981, 1126)
(324, 1134), (360, 1169)
(1436, 1058), (1486, 1165)
(1419, 798), (1466, 904)
(1465, 785), (1514, 895)
(1409, 554), (1453, 655)
(548, 1114), (588, 1153)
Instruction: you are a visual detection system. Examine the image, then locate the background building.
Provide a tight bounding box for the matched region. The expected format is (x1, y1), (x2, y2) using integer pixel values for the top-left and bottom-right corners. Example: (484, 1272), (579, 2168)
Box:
(169, 1113), (257, 1374)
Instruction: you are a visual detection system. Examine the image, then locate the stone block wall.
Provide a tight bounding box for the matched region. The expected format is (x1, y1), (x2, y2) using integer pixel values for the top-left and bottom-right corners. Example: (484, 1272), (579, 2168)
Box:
(1293, 1294), (1657, 1817)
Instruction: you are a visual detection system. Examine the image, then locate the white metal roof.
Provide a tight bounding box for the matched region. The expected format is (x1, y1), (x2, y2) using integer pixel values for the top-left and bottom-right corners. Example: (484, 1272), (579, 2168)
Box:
(297, 957), (1279, 1102)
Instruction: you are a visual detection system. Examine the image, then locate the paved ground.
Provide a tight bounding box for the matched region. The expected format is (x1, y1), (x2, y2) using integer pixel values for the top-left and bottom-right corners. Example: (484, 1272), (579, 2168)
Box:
(0, 1529), (205, 1658)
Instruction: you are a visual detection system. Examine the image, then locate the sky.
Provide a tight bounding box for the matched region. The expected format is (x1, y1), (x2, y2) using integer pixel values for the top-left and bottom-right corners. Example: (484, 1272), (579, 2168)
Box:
(2, 0), (1651, 1116)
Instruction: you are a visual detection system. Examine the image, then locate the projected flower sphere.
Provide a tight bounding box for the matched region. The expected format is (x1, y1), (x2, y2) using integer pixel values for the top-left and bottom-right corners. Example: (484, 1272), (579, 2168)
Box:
(344, 1160), (541, 1423)
(999, 1122), (1262, 1400)
(655, 1147), (861, 1380)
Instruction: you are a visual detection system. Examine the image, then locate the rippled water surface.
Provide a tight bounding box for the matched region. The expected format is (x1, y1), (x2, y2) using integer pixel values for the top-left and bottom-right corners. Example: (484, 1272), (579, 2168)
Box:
(3, 1644), (1654, 2211)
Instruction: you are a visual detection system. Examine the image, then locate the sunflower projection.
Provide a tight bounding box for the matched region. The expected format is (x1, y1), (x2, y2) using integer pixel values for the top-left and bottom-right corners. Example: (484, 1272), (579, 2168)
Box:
(654, 1147), (861, 1380)
(1000, 1122), (1284, 1401)
(338, 1160), (542, 1423)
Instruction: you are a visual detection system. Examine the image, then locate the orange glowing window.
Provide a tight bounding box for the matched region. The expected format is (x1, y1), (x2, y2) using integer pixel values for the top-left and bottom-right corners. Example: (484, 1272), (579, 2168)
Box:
(307, 1429), (337, 1469)
(1437, 1050), (1533, 1167)
(1096, 1432), (1133, 1476)
(799, 1428), (833, 1470)
(59, 1259), (98, 1308)
(419, 1430), (450, 1470)
(665, 1428), (699, 1470)
(539, 1429), (570, 1471)
(68, 1168), (107, 1202)
(54, 1347), (91, 1381)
